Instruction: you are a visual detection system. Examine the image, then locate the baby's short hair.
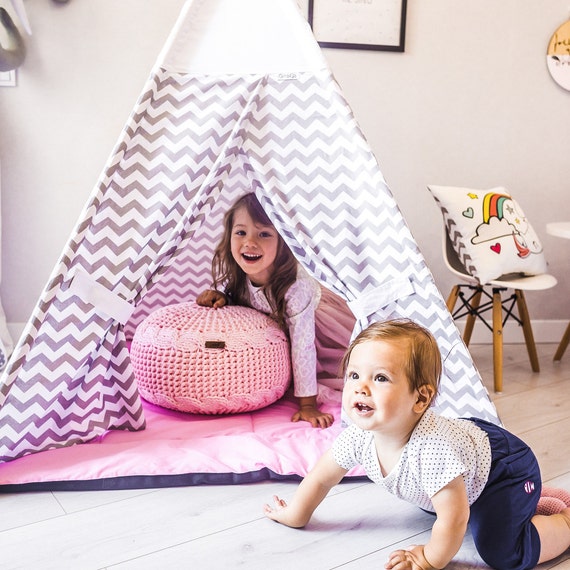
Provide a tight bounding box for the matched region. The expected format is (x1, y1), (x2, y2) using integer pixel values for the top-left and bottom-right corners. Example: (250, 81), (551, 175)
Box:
(341, 319), (441, 396)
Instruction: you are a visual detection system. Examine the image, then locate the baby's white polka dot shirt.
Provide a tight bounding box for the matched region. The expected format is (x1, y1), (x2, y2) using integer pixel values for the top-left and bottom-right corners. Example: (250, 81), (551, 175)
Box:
(333, 408), (493, 511)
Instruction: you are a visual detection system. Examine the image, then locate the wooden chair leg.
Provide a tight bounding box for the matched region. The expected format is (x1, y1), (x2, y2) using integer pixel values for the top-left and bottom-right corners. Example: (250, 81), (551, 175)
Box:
(446, 285), (460, 313)
(515, 289), (539, 373)
(492, 288), (503, 394)
(554, 322), (570, 361)
(463, 287), (482, 347)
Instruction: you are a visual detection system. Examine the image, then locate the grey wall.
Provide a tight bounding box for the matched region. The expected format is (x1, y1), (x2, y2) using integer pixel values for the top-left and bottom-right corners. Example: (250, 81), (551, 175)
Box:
(0, 0), (569, 342)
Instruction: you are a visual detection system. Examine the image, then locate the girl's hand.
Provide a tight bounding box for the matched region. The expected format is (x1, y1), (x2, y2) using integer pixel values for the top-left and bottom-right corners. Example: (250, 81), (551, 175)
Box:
(291, 406), (334, 429)
(292, 395), (334, 428)
(385, 546), (438, 570)
(196, 290), (227, 308)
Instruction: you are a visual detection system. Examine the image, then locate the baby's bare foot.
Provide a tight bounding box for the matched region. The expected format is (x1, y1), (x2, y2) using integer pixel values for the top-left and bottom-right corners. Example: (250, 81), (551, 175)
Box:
(561, 507), (570, 530)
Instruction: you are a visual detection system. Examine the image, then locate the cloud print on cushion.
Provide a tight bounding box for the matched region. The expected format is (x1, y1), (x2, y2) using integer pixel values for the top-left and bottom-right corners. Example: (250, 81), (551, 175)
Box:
(428, 185), (547, 283)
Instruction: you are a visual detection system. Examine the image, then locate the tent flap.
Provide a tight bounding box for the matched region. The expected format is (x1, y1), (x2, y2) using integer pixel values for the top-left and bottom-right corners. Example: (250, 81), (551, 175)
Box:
(0, 0), (498, 468)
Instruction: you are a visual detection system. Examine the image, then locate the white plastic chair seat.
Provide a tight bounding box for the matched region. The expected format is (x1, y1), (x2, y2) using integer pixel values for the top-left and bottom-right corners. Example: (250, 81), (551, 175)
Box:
(442, 231), (557, 393)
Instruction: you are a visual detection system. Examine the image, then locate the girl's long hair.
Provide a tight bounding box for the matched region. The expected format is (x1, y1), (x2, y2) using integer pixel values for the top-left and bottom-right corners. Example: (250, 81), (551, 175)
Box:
(211, 193), (298, 330)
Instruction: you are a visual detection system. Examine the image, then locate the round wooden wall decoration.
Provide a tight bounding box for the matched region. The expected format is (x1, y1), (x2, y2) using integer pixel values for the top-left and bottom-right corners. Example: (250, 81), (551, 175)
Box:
(547, 20), (570, 91)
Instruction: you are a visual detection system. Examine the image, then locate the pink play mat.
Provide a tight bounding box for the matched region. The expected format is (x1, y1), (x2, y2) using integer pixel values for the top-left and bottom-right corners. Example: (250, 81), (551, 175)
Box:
(0, 308), (365, 492)
(0, 385), (365, 491)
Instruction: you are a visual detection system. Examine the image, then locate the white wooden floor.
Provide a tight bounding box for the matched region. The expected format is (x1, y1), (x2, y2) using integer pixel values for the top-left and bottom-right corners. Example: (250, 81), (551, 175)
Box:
(1, 343), (570, 569)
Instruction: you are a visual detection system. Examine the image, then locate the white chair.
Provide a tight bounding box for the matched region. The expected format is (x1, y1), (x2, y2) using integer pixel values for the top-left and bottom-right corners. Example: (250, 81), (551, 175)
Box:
(443, 231), (557, 393)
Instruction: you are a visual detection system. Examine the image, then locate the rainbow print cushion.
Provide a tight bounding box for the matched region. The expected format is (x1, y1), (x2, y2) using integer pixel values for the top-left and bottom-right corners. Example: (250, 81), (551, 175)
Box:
(428, 185), (547, 283)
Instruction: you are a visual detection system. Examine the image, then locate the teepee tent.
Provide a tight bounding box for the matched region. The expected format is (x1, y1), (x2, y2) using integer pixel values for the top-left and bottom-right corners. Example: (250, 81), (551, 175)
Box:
(0, 0), (498, 466)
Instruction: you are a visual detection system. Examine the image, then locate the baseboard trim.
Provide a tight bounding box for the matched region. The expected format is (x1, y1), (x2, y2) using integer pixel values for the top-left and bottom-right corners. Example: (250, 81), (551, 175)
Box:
(453, 319), (568, 345)
(7, 319), (569, 347)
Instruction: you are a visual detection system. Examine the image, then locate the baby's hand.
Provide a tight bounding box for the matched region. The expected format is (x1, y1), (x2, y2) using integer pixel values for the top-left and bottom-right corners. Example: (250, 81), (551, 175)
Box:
(263, 495), (288, 521)
(195, 290), (227, 308)
(291, 406), (334, 429)
(263, 495), (301, 528)
(385, 545), (435, 570)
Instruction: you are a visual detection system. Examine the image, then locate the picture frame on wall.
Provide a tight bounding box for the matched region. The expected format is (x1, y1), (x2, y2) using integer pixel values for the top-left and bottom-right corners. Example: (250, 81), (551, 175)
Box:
(308, 0), (407, 52)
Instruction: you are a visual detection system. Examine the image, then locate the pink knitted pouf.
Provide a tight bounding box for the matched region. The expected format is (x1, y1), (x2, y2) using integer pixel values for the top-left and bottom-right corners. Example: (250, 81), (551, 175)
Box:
(130, 302), (291, 414)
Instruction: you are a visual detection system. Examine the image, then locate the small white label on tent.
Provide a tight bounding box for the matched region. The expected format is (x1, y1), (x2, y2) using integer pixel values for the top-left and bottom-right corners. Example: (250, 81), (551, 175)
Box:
(68, 269), (135, 324)
(277, 72), (299, 82)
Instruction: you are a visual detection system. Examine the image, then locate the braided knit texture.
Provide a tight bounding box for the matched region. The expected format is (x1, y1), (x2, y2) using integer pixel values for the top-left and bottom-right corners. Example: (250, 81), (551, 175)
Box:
(130, 302), (291, 414)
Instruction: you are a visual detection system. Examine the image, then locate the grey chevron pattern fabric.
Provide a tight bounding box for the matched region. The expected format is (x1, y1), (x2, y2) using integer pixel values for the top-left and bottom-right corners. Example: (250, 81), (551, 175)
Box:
(0, 5), (498, 464)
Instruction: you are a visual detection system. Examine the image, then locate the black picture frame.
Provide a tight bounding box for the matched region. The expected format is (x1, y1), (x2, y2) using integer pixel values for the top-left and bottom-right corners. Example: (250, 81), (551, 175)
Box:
(308, 0), (407, 52)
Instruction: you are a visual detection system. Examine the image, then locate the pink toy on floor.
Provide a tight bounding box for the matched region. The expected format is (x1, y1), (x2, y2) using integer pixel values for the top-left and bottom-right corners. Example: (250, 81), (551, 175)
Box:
(130, 303), (291, 414)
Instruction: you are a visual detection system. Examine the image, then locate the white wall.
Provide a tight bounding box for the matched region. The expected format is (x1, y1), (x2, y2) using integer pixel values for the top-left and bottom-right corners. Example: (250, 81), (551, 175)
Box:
(317, 1), (570, 342)
(0, 0), (187, 337)
(0, 0), (569, 342)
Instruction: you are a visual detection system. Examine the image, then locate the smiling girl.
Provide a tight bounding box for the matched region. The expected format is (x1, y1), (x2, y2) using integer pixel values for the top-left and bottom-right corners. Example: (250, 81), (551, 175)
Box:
(196, 193), (354, 428)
